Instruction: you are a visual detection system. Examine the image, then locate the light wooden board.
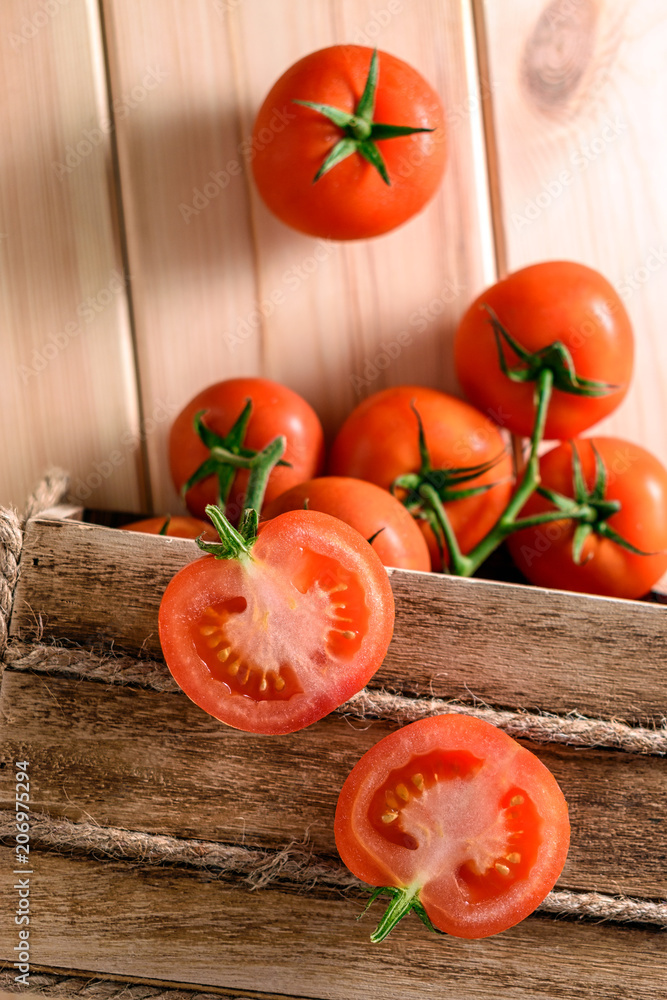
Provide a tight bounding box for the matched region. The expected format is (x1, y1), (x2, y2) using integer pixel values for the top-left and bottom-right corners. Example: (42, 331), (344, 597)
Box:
(0, 0), (144, 512)
(1, 669), (665, 900)
(481, 0), (667, 467)
(11, 513), (667, 724)
(0, 847), (665, 999)
(100, 0), (495, 514)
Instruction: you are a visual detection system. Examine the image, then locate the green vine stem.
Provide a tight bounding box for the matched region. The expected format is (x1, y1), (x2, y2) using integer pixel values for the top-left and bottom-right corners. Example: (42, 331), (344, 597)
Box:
(196, 435), (286, 560)
(423, 367), (605, 576)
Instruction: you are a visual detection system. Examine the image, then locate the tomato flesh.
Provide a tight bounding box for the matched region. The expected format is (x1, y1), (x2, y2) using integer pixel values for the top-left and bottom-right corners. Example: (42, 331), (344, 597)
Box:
(335, 715), (570, 939)
(159, 510), (395, 734)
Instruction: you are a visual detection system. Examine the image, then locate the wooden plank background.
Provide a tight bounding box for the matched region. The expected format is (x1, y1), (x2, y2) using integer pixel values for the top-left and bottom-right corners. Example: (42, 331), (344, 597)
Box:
(11, 514), (667, 724)
(4, 0), (666, 515)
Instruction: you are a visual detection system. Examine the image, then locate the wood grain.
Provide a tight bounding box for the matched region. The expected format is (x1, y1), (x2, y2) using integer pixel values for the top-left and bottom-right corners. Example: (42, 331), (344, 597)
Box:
(480, 0), (667, 469)
(11, 513), (667, 724)
(0, 846), (665, 999)
(100, 0), (495, 513)
(1, 670), (665, 899)
(0, 0), (144, 512)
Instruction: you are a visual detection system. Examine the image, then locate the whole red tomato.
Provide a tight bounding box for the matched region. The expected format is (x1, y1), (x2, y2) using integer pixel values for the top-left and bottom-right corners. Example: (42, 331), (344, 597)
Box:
(507, 437), (667, 599)
(335, 714), (570, 940)
(122, 515), (216, 540)
(454, 261), (634, 439)
(169, 378), (325, 521)
(328, 386), (513, 569)
(263, 477), (431, 572)
(159, 509), (395, 735)
(252, 46), (446, 239)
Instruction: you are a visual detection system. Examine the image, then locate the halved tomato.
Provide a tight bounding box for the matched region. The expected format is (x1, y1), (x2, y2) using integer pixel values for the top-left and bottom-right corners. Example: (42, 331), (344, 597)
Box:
(335, 714), (570, 940)
(158, 509), (395, 735)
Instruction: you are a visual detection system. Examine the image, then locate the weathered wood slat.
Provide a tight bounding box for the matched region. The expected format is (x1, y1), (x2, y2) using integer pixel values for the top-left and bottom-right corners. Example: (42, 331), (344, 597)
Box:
(11, 514), (667, 724)
(0, 847), (665, 999)
(1, 671), (665, 900)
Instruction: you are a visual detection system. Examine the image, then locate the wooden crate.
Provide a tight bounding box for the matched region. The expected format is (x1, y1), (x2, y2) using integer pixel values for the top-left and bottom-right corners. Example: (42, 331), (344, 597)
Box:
(1, 503), (666, 998)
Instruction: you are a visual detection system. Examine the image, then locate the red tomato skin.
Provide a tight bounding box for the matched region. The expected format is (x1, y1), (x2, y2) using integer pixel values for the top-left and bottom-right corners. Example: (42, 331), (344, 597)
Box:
(122, 516), (215, 540)
(328, 386), (513, 568)
(158, 509), (395, 735)
(507, 437), (667, 599)
(169, 378), (325, 521)
(335, 714), (570, 939)
(262, 477), (431, 572)
(454, 261), (634, 439)
(252, 46), (446, 240)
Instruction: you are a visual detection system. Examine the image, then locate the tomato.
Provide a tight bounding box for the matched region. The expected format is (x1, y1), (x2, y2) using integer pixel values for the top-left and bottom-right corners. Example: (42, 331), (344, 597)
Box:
(262, 477), (431, 572)
(454, 261), (634, 439)
(252, 46), (446, 240)
(506, 437), (667, 599)
(328, 386), (513, 570)
(335, 714), (570, 940)
(158, 509), (395, 735)
(169, 378), (325, 522)
(122, 515), (215, 540)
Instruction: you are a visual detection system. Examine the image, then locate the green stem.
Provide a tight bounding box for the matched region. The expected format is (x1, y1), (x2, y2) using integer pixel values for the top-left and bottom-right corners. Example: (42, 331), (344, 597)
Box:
(369, 886), (421, 944)
(243, 436), (286, 518)
(419, 483), (473, 576)
(197, 435), (286, 559)
(445, 369), (554, 575)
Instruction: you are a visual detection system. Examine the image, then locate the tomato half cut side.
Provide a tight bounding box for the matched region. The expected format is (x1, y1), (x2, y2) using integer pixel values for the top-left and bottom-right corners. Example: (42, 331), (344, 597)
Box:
(159, 510), (395, 735)
(335, 714), (570, 940)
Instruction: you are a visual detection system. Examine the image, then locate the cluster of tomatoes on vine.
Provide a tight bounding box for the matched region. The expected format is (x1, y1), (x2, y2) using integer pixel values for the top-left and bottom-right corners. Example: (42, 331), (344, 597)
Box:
(126, 45), (666, 943)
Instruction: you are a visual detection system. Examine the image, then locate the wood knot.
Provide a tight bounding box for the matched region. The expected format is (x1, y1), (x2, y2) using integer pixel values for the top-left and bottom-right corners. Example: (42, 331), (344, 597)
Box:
(521, 0), (599, 114)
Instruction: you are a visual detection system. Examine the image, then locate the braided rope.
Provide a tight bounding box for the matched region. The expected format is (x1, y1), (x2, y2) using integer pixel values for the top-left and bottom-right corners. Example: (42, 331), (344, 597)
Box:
(5, 638), (667, 755)
(0, 971), (231, 999)
(0, 468), (68, 658)
(0, 808), (664, 929)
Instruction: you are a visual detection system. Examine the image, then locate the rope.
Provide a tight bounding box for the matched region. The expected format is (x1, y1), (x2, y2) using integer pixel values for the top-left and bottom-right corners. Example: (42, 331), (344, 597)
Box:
(5, 638), (667, 755)
(0, 808), (665, 929)
(0, 971), (233, 999)
(0, 468), (68, 658)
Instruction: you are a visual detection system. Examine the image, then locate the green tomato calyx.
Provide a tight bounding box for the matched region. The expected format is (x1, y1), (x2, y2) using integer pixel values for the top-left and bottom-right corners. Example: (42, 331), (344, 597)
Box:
(483, 304), (620, 398)
(362, 884), (437, 943)
(293, 49), (435, 186)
